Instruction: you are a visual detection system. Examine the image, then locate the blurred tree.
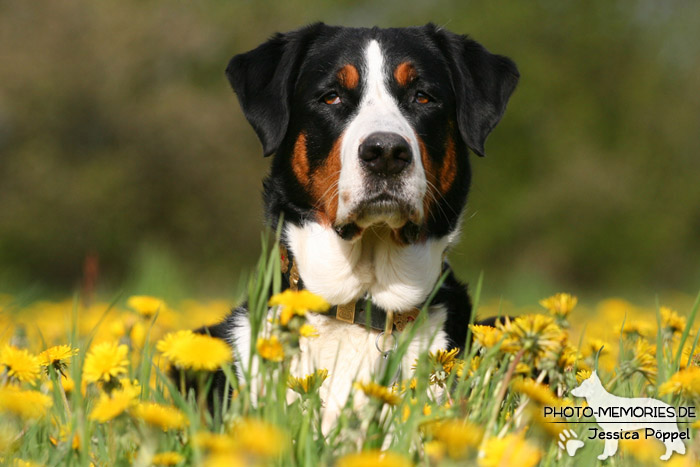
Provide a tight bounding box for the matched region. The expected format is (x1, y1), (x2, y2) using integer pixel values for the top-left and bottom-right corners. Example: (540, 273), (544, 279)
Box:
(0, 0), (698, 299)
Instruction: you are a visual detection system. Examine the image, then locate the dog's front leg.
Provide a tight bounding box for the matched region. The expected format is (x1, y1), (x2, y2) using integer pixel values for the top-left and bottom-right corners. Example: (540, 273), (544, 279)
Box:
(597, 436), (618, 460)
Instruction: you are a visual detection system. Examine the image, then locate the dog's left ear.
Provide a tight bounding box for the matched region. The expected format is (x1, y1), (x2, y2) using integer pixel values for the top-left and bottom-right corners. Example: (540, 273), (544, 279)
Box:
(429, 25), (519, 156)
(226, 23), (325, 157)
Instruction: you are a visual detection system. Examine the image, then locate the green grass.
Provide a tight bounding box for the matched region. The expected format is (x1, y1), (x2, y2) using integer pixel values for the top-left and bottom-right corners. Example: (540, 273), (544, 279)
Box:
(1, 232), (699, 466)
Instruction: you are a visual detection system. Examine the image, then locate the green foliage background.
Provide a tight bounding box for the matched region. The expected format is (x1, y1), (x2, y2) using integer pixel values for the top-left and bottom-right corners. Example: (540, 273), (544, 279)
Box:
(1, 0), (699, 300)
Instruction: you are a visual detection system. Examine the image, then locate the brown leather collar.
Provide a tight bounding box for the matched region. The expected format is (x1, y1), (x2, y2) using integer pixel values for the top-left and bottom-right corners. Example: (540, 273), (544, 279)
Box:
(279, 245), (421, 332)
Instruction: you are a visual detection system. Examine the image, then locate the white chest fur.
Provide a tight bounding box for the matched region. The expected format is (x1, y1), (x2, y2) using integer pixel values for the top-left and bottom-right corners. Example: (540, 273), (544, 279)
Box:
(230, 221), (457, 432)
(291, 308), (448, 432)
(285, 222), (452, 311)
(230, 305), (449, 433)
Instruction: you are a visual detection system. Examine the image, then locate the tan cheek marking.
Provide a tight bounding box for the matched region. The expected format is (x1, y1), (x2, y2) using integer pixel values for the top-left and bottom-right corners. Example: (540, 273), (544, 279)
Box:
(292, 133), (310, 186)
(337, 64), (359, 90)
(419, 137), (438, 219)
(439, 135), (457, 194)
(310, 136), (343, 226)
(394, 62), (417, 87)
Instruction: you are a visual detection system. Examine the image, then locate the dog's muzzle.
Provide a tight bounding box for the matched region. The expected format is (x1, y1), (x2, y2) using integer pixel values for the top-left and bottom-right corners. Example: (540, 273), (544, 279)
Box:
(358, 132), (412, 177)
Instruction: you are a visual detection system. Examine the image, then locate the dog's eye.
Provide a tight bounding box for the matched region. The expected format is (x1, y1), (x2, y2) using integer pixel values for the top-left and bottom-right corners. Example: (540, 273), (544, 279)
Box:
(414, 92), (431, 104)
(322, 92), (342, 105)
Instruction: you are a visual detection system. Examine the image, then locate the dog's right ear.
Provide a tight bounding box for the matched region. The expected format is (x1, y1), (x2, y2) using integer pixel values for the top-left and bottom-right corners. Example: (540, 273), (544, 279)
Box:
(226, 23), (325, 157)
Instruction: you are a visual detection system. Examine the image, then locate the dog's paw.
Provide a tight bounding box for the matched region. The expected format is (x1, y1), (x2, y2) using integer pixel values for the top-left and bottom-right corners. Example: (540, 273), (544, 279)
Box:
(557, 429), (584, 457)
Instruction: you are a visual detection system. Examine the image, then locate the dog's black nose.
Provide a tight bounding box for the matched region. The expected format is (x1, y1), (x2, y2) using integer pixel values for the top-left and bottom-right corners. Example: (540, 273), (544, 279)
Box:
(358, 132), (412, 176)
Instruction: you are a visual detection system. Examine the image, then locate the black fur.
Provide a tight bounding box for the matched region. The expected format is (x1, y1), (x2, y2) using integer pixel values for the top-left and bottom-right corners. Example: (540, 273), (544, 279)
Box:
(427, 25), (519, 157)
(228, 24), (518, 240)
(226, 23), (326, 157)
(189, 23), (519, 407)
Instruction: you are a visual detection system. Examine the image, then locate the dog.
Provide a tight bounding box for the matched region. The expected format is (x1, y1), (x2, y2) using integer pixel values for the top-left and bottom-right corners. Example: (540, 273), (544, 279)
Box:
(571, 371), (687, 461)
(201, 23), (518, 431)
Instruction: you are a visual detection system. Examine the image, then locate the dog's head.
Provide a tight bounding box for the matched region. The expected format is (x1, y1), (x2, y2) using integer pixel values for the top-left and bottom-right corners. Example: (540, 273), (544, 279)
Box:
(570, 371), (602, 398)
(227, 23), (518, 243)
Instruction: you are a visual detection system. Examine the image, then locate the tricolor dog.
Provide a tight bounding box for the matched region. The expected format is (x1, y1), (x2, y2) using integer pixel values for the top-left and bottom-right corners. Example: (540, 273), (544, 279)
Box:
(202, 23), (518, 430)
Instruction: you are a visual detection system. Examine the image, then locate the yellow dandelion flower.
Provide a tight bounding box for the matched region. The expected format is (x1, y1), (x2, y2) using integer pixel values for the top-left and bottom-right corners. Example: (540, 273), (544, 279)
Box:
(661, 307), (686, 335)
(414, 348), (464, 386)
(1, 345), (41, 383)
(152, 451), (184, 466)
(620, 320), (654, 338)
(299, 323), (319, 338)
(497, 314), (564, 358)
(558, 344), (581, 370)
(39, 345), (79, 374)
(393, 378), (418, 395)
(659, 366), (700, 398)
(268, 289), (330, 326)
(288, 368), (328, 395)
(619, 436), (666, 463)
(432, 419), (483, 459)
(337, 450), (412, 467)
(584, 338), (608, 357)
(133, 402), (188, 431)
(39, 344), (79, 366)
(48, 374), (77, 394)
(157, 331), (232, 371)
(354, 381), (402, 406)
(130, 321), (147, 348)
(257, 336), (285, 362)
(157, 329), (194, 358)
(108, 319), (127, 339)
(674, 340), (700, 369)
(127, 295), (166, 317)
(174, 333), (231, 371)
(202, 452), (246, 467)
(539, 293), (577, 318)
(0, 385), (52, 419)
(402, 403), (412, 422)
(194, 431), (236, 453)
(515, 362), (531, 375)
(83, 341), (129, 384)
(478, 434), (542, 467)
(424, 440), (446, 462)
(470, 324), (503, 349)
(576, 369), (592, 384)
(531, 410), (569, 438)
(469, 356), (482, 377)
(230, 418), (287, 458)
(88, 379), (140, 423)
(512, 378), (562, 407)
(632, 338), (657, 380)
(430, 348), (460, 373)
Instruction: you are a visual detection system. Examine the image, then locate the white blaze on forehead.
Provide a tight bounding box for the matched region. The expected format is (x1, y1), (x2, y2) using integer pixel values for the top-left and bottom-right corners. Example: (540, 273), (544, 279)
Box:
(335, 40), (426, 225)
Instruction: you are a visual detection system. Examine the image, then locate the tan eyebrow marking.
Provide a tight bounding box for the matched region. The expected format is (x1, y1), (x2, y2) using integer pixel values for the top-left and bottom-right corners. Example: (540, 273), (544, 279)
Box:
(337, 64), (359, 89)
(394, 62), (417, 87)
